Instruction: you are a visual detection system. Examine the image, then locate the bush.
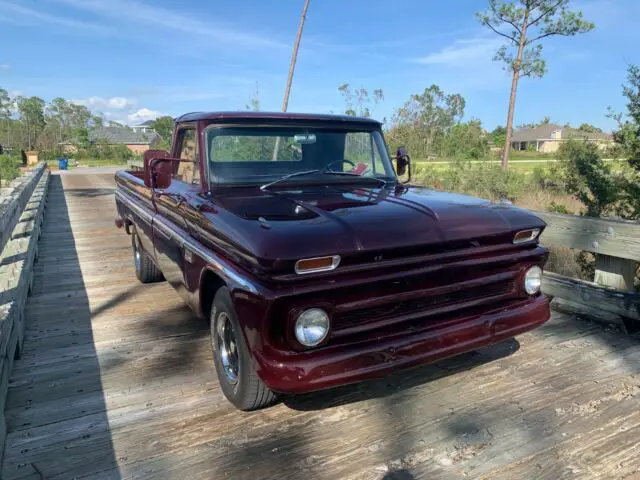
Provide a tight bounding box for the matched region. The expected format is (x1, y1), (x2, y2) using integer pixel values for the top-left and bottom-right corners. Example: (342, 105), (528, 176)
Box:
(0, 155), (20, 184)
(557, 140), (621, 217)
(413, 159), (529, 201)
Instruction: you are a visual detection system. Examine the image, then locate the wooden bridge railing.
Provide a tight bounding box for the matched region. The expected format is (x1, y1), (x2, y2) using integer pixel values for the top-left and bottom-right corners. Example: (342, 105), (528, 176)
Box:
(535, 210), (640, 328)
(0, 163), (50, 458)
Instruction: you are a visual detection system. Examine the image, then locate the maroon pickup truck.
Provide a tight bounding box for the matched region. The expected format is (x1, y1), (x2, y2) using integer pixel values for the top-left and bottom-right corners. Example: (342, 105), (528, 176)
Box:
(114, 111), (550, 410)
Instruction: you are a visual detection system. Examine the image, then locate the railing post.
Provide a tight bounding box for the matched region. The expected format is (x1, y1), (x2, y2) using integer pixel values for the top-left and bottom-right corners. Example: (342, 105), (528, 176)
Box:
(594, 254), (637, 291)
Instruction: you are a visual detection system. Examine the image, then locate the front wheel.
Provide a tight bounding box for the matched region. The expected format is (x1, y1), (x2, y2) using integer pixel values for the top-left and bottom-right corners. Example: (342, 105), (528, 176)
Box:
(211, 287), (278, 410)
(131, 232), (164, 283)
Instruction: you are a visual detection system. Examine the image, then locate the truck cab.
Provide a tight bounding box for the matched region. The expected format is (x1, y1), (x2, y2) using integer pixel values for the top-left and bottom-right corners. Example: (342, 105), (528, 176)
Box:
(115, 111), (550, 410)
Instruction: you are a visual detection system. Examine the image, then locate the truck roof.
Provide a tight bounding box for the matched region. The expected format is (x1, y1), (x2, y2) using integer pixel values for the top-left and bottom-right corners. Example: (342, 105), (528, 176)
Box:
(174, 111), (382, 126)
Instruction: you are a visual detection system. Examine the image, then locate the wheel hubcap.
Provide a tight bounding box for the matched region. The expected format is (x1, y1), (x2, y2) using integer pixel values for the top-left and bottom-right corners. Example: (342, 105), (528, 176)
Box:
(133, 236), (141, 272)
(216, 312), (239, 384)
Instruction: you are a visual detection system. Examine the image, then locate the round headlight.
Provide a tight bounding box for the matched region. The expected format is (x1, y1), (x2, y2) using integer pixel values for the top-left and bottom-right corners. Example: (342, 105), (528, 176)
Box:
(295, 308), (330, 347)
(524, 265), (543, 295)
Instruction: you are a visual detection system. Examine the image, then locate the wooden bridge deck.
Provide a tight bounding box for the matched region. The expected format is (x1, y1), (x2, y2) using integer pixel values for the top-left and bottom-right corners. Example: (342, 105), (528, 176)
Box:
(2, 171), (640, 479)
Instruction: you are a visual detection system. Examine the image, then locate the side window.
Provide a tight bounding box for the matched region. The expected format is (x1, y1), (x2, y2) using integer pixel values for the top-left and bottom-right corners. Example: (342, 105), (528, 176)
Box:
(344, 132), (385, 176)
(175, 128), (200, 185)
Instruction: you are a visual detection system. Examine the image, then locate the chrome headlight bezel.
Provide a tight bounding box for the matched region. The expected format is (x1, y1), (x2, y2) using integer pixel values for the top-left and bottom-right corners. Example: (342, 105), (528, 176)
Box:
(524, 265), (543, 295)
(294, 308), (330, 347)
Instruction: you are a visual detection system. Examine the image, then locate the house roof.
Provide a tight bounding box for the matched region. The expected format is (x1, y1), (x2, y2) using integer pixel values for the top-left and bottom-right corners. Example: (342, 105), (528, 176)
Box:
(511, 124), (612, 142)
(137, 120), (155, 127)
(511, 124), (563, 142)
(89, 127), (159, 145)
(175, 111), (382, 126)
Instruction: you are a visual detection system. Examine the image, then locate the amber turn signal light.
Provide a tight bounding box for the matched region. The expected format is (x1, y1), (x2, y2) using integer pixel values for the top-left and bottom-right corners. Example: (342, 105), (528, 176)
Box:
(513, 229), (541, 244)
(295, 256), (341, 275)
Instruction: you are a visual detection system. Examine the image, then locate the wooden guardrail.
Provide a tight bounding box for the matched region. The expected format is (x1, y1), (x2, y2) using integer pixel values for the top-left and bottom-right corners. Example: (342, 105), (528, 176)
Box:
(535, 210), (640, 328)
(0, 163), (50, 459)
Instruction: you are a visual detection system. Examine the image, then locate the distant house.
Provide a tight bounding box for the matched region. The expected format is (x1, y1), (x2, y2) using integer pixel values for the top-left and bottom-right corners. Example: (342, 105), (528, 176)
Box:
(510, 124), (613, 153)
(131, 120), (156, 134)
(61, 127), (161, 155)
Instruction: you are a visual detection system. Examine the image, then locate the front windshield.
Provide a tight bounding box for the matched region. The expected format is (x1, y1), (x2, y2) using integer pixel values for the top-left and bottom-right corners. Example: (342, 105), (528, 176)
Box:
(206, 125), (396, 186)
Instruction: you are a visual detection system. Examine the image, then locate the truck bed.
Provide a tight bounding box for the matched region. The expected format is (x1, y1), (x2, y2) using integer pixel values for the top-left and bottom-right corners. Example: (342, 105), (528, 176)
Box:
(2, 171), (639, 480)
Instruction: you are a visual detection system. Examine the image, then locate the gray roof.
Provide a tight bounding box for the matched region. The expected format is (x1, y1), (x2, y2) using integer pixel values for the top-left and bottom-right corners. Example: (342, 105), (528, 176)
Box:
(88, 127), (159, 145)
(511, 124), (612, 142)
(511, 124), (564, 142)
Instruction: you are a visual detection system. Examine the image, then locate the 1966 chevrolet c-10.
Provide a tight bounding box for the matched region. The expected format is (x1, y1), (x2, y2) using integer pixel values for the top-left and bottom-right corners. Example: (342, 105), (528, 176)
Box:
(114, 111), (550, 410)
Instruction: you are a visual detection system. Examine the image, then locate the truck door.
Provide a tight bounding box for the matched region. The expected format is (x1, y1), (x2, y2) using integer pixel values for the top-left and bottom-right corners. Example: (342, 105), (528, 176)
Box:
(152, 125), (201, 301)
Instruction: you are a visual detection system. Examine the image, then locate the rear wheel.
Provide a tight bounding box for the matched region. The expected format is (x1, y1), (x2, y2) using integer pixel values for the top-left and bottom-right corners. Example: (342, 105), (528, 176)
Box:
(132, 231), (164, 283)
(211, 287), (278, 410)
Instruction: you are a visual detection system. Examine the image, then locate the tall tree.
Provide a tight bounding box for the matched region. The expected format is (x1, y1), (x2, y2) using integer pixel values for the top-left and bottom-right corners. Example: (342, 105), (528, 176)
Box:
(477, 0), (594, 170)
(338, 84), (384, 118)
(281, 0), (311, 112)
(0, 88), (12, 147)
(17, 96), (45, 150)
(578, 123), (603, 133)
(152, 115), (175, 142)
(389, 85), (465, 158)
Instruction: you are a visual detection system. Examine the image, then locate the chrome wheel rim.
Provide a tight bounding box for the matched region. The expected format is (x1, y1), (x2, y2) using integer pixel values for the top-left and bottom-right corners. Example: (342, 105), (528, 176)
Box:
(216, 312), (239, 384)
(133, 236), (141, 272)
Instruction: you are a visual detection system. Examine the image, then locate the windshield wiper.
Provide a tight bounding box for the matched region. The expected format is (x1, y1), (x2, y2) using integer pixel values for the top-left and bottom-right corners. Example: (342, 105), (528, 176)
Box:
(323, 171), (388, 188)
(260, 170), (320, 191)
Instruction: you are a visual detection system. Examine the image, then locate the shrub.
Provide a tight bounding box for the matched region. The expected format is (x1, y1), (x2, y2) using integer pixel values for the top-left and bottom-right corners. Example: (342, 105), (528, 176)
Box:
(557, 140), (621, 217)
(414, 160), (529, 201)
(0, 155), (20, 184)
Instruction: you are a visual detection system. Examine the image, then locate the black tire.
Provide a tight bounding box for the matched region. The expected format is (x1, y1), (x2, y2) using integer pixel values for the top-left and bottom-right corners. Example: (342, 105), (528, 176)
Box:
(211, 287), (278, 411)
(131, 232), (164, 283)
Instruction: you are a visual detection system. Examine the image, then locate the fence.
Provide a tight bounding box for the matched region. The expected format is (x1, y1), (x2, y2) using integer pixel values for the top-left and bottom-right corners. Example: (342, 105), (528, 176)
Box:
(0, 163), (49, 458)
(536, 210), (640, 331)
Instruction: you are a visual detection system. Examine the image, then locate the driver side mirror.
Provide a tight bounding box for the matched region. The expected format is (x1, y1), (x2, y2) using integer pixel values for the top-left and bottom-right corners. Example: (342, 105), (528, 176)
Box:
(396, 147), (411, 183)
(143, 150), (172, 189)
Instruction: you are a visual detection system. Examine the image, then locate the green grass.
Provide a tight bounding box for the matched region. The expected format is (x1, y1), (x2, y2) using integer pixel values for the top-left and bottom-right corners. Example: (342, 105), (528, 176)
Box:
(414, 159), (553, 174)
(413, 157), (626, 174)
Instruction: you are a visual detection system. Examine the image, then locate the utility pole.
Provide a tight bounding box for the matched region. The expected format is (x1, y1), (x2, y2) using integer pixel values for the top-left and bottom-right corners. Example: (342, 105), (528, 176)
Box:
(281, 0), (310, 112)
(273, 0), (310, 160)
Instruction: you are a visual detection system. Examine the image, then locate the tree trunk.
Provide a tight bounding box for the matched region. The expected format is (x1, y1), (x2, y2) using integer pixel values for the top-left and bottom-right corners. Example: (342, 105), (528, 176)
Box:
(502, 68), (521, 170)
(272, 0), (310, 160)
(281, 0), (310, 112)
(501, 10), (529, 171)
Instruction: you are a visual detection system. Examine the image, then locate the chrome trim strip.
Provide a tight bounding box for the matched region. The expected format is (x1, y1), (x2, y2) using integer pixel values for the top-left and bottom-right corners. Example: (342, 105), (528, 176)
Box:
(115, 190), (153, 224)
(117, 186), (258, 294)
(295, 255), (341, 275)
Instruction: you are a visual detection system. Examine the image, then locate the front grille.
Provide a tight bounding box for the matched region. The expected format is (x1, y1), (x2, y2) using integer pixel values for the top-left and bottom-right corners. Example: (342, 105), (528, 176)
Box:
(333, 279), (515, 333)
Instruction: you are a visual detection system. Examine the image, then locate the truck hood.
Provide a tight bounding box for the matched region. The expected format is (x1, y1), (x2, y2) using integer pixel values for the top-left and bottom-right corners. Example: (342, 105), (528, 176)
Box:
(204, 184), (545, 265)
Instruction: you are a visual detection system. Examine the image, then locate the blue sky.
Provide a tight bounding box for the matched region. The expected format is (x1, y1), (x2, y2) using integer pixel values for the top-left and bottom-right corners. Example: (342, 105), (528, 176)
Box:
(0, 0), (637, 130)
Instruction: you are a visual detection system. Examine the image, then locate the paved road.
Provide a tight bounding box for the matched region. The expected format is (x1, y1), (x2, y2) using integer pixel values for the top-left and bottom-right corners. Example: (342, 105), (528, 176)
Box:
(53, 165), (124, 176)
(2, 172), (639, 479)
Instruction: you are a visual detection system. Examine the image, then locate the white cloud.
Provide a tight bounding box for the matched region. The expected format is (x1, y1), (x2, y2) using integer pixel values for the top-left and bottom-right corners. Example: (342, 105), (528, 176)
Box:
(415, 37), (502, 67)
(0, 64), (10, 70)
(0, 1), (112, 34)
(127, 108), (166, 124)
(53, 0), (286, 49)
(72, 96), (136, 110)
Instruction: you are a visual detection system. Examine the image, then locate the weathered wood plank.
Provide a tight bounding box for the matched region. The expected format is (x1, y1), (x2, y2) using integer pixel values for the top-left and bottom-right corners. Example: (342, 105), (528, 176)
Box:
(534, 210), (640, 262)
(594, 253), (637, 291)
(542, 271), (640, 321)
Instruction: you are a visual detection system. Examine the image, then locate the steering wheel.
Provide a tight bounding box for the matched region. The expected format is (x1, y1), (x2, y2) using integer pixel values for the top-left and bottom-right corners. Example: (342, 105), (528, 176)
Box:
(323, 159), (356, 172)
